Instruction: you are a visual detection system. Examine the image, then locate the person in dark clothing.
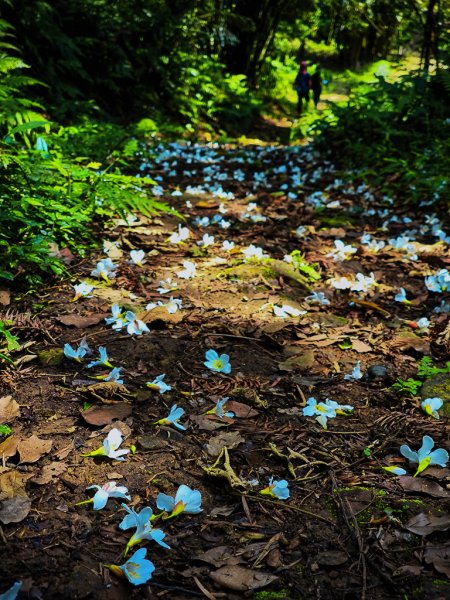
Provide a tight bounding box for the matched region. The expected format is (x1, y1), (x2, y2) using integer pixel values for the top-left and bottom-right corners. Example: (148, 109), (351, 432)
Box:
(311, 65), (322, 108)
(294, 60), (311, 115)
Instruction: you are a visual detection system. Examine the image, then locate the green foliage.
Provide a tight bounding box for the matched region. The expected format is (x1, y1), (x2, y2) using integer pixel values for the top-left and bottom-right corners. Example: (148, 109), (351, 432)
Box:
(0, 319), (19, 365)
(0, 320), (20, 352)
(417, 357), (450, 379)
(289, 250), (321, 282)
(0, 424), (12, 437)
(391, 378), (423, 396)
(0, 24), (175, 287)
(392, 356), (450, 397)
(315, 71), (450, 203)
(164, 51), (260, 133)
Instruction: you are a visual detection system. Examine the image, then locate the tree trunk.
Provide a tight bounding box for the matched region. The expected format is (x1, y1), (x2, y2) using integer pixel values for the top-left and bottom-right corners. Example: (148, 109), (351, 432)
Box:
(422, 0), (438, 72)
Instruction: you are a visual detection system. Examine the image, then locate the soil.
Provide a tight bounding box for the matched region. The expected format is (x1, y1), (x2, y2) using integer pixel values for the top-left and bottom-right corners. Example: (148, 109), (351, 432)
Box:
(1, 141), (450, 600)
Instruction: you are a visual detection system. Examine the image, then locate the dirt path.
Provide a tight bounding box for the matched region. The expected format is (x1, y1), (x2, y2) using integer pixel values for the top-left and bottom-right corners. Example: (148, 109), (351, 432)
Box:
(1, 141), (450, 600)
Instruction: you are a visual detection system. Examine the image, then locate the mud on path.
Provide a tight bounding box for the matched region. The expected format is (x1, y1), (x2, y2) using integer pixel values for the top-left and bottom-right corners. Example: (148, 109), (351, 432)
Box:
(1, 141), (450, 600)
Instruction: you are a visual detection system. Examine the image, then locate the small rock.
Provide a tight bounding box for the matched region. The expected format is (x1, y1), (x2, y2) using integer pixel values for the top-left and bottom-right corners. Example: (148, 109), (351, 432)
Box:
(364, 365), (389, 384)
(137, 434), (169, 451)
(38, 348), (64, 366)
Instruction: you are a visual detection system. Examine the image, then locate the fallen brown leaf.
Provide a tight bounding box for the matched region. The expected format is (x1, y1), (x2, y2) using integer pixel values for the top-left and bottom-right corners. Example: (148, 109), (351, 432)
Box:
(0, 470), (32, 499)
(0, 289), (10, 306)
(351, 339), (372, 353)
(81, 403), (132, 426)
(140, 306), (183, 325)
(93, 287), (140, 305)
(424, 543), (450, 579)
(209, 565), (277, 592)
(388, 331), (430, 354)
(278, 350), (315, 372)
(58, 313), (108, 328)
(207, 431), (244, 457)
(0, 495), (31, 524)
(191, 415), (230, 431)
(196, 546), (241, 568)
(103, 240), (123, 260)
(405, 511), (450, 536)
(225, 401), (258, 419)
(0, 395), (20, 423)
(0, 435), (19, 459)
(399, 476), (450, 498)
(54, 439), (75, 461)
(18, 435), (53, 464)
(31, 462), (68, 485)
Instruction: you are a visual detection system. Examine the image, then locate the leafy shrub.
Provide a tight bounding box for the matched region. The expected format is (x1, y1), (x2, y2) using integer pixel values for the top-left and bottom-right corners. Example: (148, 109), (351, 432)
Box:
(163, 51), (260, 134)
(0, 22), (174, 287)
(314, 72), (450, 203)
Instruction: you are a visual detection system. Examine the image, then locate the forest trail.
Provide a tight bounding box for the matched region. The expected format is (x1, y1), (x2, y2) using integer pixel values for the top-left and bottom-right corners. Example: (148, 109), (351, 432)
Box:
(2, 140), (450, 600)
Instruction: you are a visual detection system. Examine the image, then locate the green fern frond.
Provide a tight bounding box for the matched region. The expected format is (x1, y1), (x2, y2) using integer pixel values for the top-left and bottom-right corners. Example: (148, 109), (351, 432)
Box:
(0, 56), (27, 73)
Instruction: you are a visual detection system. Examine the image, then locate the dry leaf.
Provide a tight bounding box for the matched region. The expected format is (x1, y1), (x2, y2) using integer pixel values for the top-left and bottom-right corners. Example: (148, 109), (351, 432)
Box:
(0, 495), (31, 524)
(257, 321), (293, 335)
(278, 350), (315, 372)
(103, 240), (123, 260)
(31, 462), (68, 485)
(207, 431), (244, 457)
(424, 543), (450, 579)
(392, 565), (423, 577)
(55, 439), (75, 461)
(0, 469), (32, 524)
(0, 395), (20, 423)
(39, 417), (77, 435)
(398, 476), (450, 498)
(196, 546), (241, 568)
(225, 401), (258, 419)
(0, 435), (19, 459)
(388, 331), (430, 354)
(0, 470), (31, 499)
(81, 403), (132, 426)
(93, 287), (141, 305)
(58, 313), (108, 328)
(18, 435), (53, 464)
(140, 306), (183, 325)
(351, 339), (372, 353)
(404, 511), (450, 536)
(191, 415), (230, 431)
(209, 565), (277, 592)
(0, 289), (10, 306)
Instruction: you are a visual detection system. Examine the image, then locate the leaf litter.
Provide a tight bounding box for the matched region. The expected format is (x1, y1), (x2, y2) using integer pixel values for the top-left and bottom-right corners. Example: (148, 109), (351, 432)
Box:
(1, 141), (450, 598)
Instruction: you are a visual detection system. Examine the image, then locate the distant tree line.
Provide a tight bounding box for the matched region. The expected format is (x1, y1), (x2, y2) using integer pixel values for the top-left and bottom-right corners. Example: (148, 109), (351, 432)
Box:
(0, 0), (447, 119)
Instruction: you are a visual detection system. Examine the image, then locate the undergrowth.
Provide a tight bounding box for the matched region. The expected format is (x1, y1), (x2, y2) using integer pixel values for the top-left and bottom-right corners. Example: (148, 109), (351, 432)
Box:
(314, 69), (450, 203)
(0, 21), (175, 288)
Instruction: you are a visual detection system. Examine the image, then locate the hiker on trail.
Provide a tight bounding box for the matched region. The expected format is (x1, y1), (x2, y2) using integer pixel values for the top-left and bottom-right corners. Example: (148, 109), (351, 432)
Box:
(294, 60), (311, 115)
(311, 65), (322, 108)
